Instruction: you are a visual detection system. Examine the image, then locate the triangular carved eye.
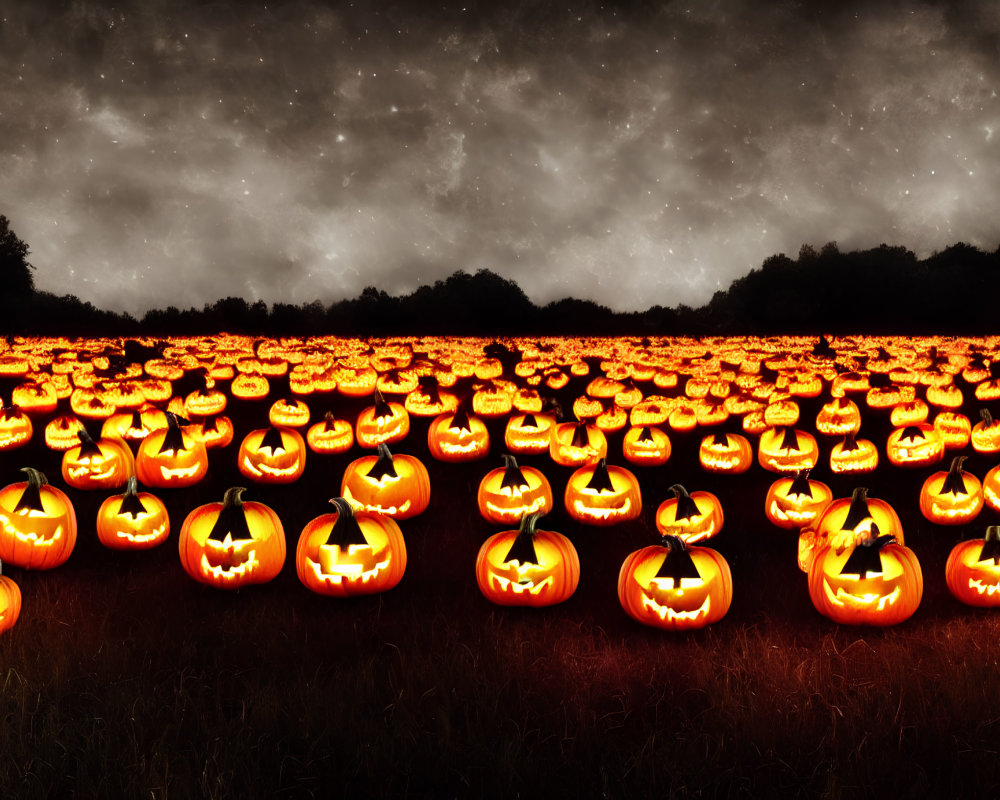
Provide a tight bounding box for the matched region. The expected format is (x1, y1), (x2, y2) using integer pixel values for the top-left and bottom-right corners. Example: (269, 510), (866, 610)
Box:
(653, 536), (702, 582)
(208, 487), (253, 542)
(839, 526), (894, 578)
(323, 498), (369, 548)
(258, 427), (286, 455)
(499, 455), (529, 491)
(501, 513), (543, 566)
(584, 459), (615, 493)
(669, 484), (702, 521)
(117, 477), (147, 519)
(366, 444), (398, 480)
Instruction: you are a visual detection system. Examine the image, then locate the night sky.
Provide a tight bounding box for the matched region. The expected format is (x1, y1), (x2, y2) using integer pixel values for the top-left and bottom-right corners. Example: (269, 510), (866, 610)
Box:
(1, 0), (998, 316)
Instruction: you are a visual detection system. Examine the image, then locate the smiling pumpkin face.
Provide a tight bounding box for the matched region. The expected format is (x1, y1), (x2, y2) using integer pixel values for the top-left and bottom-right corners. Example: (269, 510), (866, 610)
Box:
(237, 426), (306, 484)
(475, 512), (580, 607)
(0, 467), (78, 569)
(655, 484), (724, 543)
(764, 470), (833, 530)
(564, 459), (642, 526)
(178, 487), (286, 589)
(96, 476), (170, 550)
(477, 455), (553, 525)
(62, 429), (134, 490)
(945, 527), (1000, 607)
(618, 536), (732, 630)
(296, 498), (406, 597)
(340, 444), (431, 520)
(135, 413), (209, 488)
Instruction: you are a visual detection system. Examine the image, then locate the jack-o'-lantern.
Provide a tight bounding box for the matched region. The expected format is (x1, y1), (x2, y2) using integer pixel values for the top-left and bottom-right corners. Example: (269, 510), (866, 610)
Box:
(698, 431), (752, 474)
(932, 411), (971, 450)
(886, 424), (944, 468)
(186, 414), (235, 449)
(629, 396), (674, 428)
(136, 413), (209, 488)
(829, 433), (879, 474)
(268, 397), (311, 428)
(549, 421), (608, 467)
(757, 427), (819, 474)
(477, 455), (553, 525)
(306, 410), (355, 454)
(972, 410), (1000, 455)
(808, 527), (922, 626)
(945, 526), (1000, 606)
(12, 380), (58, 416)
(572, 394), (606, 421)
(62, 428), (135, 490)
(0, 403), (32, 451)
(101, 405), (168, 445)
(926, 381), (964, 409)
(918, 455), (983, 525)
(237, 426), (306, 484)
(655, 484), (724, 543)
(667, 403), (698, 432)
(0, 467), (78, 569)
(178, 486), (286, 589)
(889, 399), (929, 428)
(809, 486), (905, 558)
(45, 415), (86, 451)
(335, 360), (378, 398)
(622, 425), (671, 467)
(96, 475), (170, 550)
(763, 397), (800, 428)
(356, 390), (410, 449)
(984, 463), (1000, 513)
(764, 469), (833, 530)
(230, 373), (271, 400)
(296, 497), (406, 597)
(405, 376), (458, 417)
(564, 458), (641, 526)
(341, 444), (431, 520)
(475, 512), (580, 607)
(618, 535), (732, 630)
(816, 397), (861, 436)
(472, 381), (514, 419)
(184, 376), (227, 417)
(427, 405), (490, 462)
(0, 567), (21, 634)
(505, 412), (556, 455)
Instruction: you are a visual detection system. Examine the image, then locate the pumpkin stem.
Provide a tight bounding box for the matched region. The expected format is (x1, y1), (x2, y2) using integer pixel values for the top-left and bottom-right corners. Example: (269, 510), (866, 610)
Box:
(325, 497), (369, 547)
(842, 487), (872, 532)
(208, 487), (252, 542)
(940, 455), (970, 497)
(500, 455), (529, 491)
(584, 458), (615, 493)
(158, 412), (191, 455)
(981, 409), (995, 427)
(322, 410), (338, 430)
(669, 484), (702, 521)
(501, 511), (543, 565)
(15, 467), (48, 513)
(366, 443), (398, 480)
(840, 432), (861, 452)
(373, 389), (393, 421)
(654, 534), (701, 581)
(76, 427), (104, 459)
(787, 469), (814, 498)
(118, 475), (148, 518)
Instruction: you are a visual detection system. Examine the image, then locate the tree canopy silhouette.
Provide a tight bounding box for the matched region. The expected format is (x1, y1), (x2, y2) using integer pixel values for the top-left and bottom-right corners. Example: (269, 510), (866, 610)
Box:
(0, 215), (34, 295)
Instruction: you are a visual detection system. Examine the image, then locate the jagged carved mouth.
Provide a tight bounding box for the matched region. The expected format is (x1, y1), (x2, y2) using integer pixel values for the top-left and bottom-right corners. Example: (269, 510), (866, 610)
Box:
(640, 589), (711, 622)
(67, 464), (116, 481)
(200, 544), (258, 582)
(113, 521), (168, 543)
(484, 495), (548, 521)
(969, 577), (1000, 596)
(822, 579), (901, 611)
(307, 545), (391, 585)
(571, 498), (632, 520)
(488, 573), (554, 596)
(0, 511), (63, 545)
(160, 463), (202, 479)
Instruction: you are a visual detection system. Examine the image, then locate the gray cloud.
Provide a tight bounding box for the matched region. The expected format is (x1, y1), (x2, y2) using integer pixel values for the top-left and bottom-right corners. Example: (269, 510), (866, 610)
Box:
(1, 0), (998, 315)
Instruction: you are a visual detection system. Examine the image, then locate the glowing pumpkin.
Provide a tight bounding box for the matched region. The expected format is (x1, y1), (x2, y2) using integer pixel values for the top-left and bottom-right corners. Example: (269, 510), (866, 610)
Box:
(341, 444), (431, 520)
(563, 458), (642, 526)
(0, 403), (32, 451)
(296, 497), (406, 597)
(886, 424), (944, 468)
(757, 427), (819, 474)
(698, 431), (752, 474)
(96, 475), (170, 550)
(549, 421), (607, 467)
(135, 413), (209, 489)
(621, 425), (671, 467)
(0, 468), (77, 569)
(0, 568), (21, 634)
(427, 406), (490, 463)
(178, 486), (286, 589)
(763, 469), (833, 530)
(945, 526), (1000, 607)
(829, 433), (879, 474)
(477, 455), (553, 525)
(355, 390), (410, 449)
(237, 426), (307, 484)
(618, 535), (732, 630)
(62, 429), (134, 490)
(475, 511), (580, 607)
(306, 410), (355, 454)
(918, 455), (983, 525)
(504, 412), (557, 455)
(655, 484), (724, 543)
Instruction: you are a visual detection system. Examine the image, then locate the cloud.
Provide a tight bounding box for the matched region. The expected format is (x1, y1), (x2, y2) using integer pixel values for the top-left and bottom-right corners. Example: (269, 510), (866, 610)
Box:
(1, 0), (998, 315)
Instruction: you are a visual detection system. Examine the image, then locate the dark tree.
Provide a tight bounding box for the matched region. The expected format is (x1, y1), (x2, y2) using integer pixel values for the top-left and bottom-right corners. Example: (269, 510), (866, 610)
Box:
(0, 215), (35, 294)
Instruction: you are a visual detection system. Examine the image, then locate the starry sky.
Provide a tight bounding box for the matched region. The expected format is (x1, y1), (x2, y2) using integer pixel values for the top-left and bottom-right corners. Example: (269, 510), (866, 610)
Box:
(1, 0), (998, 316)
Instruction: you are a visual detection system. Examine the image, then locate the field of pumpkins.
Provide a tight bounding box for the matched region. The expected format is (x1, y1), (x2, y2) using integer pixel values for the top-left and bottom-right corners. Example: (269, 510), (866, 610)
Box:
(2, 331), (1000, 635)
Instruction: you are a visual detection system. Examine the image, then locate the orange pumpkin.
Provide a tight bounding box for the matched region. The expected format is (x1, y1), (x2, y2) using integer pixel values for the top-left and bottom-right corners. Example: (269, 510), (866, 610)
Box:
(918, 455), (983, 525)
(885, 423), (944, 468)
(427, 406), (490, 463)
(135, 413), (209, 489)
(763, 469), (833, 530)
(237, 426), (307, 484)
(757, 427), (819, 474)
(96, 475), (170, 550)
(618, 535), (732, 630)
(305, 410), (355, 455)
(549, 421), (607, 467)
(829, 433), (879, 474)
(62, 428), (134, 490)
(698, 431), (752, 474)
(477, 455), (553, 525)
(341, 444), (431, 520)
(655, 484), (724, 543)
(504, 412), (556, 455)
(355, 390), (410, 449)
(621, 425), (671, 467)
(296, 497), (406, 597)
(0, 468), (77, 569)
(945, 526), (1000, 606)
(178, 486), (286, 589)
(563, 458), (642, 526)
(475, 512), (579, 607)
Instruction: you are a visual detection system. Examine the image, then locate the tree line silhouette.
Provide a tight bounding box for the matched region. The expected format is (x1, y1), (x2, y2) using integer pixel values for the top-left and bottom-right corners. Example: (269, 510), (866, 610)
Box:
(1, 215), (998, 336)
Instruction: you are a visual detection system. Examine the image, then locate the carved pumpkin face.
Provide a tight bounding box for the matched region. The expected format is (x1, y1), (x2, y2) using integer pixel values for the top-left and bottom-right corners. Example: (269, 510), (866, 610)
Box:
(178, 486), (286, 589)
(946, 527), (1000, 606)
(403, 376), (458, 417)
(96, 476), (170, 550)
(971, 409), (1000, 454)
(230, 373), (271, 400)
(0, 404), (33, 451)
(340, 444), (431, 520)
(622, 425), (671, 467)
(919, 455), (983, 525)
(306, 411), (355, 454)
(810, 486), (904, 557)
(886, 424), (944, 468)
(808, 530), (923, 626)
(268, 397), (311, 428)
(564, 459), (642, 526)
(186, 414), (235, 450)
(655, 484), (724, 543)
(549, 421), (608, 467)
(931, 411), (971, 450)
(475, 512), (580, 607)
(136, 414), (209, 488)
(427, 407), (490, 462)
(757, 427), (819, 474)
(184, 380), (228, 417)
(355, 390), (410, 449)
(698, 431), (752, 474)
(237, 426), (306, 484)
(617, 536), (732, 630)
(0, 573), (22, 634)
(62, 429), (135, 490)
(101, 405), (169, 445)
(477, 455), (553, 525)
(45, 415), (87, 451)
(12, 381), (58, 416)
(829, 433), (879, 474)
(504, 412), (556, 455)
(296, 498), (406, 597)
(0, 468), (78, 569)
(764, 470), (833, 530)
(889, 399), (929, 428)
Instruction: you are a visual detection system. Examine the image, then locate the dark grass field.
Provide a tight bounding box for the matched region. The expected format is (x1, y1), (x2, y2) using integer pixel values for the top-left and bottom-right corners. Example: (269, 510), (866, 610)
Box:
(3, 357), (1000, 798)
